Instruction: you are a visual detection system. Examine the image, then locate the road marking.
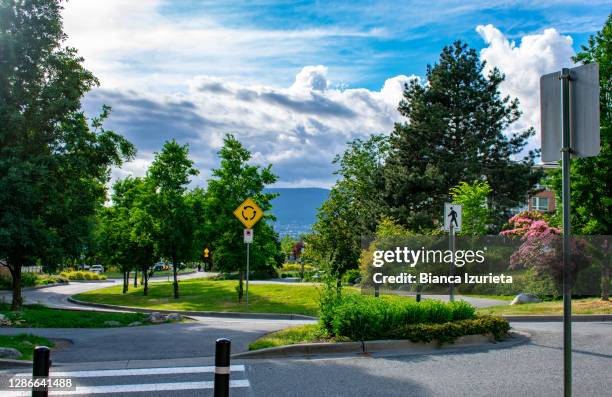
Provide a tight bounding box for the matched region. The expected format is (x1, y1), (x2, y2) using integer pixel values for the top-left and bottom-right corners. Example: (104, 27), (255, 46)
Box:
(15, 364), (245, 378)
(4, 379), (250, 396)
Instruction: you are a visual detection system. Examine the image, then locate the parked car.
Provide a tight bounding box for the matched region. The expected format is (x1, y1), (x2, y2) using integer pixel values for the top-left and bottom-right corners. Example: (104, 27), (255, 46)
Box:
(89, 265), (104, 273)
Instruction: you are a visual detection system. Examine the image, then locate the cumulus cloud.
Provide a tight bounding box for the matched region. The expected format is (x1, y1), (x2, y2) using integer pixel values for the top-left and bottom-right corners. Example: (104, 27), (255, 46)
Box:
(86, 67), (416, 187)
(476, 24), (575, 149)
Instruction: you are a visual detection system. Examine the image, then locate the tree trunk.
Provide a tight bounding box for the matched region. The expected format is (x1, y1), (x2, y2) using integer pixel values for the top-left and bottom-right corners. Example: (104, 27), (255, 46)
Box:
(9, 263), (23, 311)
(143, 267), (149, 296)
(172, 258), (179, 299)
(123, 271), (128, 294)
(602, 259), (610, 301)
(238, 271), (244, 303)
(133, 268), (138, 287)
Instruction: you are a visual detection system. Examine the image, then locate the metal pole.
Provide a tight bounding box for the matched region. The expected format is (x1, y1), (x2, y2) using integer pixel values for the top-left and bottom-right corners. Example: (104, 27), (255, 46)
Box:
(449, 224), (455, 302)
(32, 346), (50, 397)
(214, 338), (231, 397)
(246, 242), (250, 305)
(560, 67), (572, 397)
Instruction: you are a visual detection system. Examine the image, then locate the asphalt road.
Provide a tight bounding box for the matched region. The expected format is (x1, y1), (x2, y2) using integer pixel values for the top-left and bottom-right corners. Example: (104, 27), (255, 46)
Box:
(1, 278), (608, 396)
(0, 322), (610, 396)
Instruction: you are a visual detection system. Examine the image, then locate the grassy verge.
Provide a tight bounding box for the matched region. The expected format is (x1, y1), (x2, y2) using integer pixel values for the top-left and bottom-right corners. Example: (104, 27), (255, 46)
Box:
(249, 324), (330, 350)
(0, 303), (150, 328)
(0, 334), (55, 360)
(75, 279), (345, 316)
(478, 298), (612, 316)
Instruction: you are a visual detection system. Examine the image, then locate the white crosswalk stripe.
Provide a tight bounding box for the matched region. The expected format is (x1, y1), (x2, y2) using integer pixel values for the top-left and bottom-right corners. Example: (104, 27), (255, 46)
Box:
(6, 365), (250, 396)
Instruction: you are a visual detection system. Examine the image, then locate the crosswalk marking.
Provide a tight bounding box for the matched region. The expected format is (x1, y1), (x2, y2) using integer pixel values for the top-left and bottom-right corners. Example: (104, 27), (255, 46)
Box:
(15, 364), (245, 378)
(4, 379), (251, 396)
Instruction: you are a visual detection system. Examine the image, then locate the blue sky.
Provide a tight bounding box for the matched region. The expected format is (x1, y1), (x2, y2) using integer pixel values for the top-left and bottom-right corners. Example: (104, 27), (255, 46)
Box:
(61, 0), (610, 187)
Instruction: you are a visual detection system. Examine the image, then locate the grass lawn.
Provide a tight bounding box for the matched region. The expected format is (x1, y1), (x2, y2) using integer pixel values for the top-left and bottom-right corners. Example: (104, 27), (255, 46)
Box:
(75, 279), (333, 316)
(0, 334), (55, 360)
(249, 324), (326, 350)
(0, 303), (150, 328)
(478, 298), (612, 316)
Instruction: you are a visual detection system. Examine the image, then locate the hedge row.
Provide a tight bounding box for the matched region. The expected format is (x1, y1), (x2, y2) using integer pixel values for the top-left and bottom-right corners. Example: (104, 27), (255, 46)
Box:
(387, 315), (510, 344)
(323, 294), (477, 340)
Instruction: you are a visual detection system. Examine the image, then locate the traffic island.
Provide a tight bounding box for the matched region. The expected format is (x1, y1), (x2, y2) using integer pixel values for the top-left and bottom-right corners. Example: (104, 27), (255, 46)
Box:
(234, 330), (529, 359)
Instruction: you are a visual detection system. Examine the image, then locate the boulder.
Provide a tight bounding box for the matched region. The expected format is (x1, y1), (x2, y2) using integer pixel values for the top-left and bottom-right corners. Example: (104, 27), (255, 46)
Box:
(128, 321), (142, 327)
(0, 314), (6, 321)
(510, 293), (542, 305)
(166, 313), (183, 322)
(147, 312), (166, 323)
(0, 347), (22, 359)
(103, 320), (121, 326)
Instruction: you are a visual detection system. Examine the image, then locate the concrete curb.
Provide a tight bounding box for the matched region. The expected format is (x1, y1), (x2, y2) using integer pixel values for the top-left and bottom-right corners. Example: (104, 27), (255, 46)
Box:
(233, 331), (528, 359)
(504, 314), (612, 322)
(67, 297), (317, 320)
(0, 358), (32, 368)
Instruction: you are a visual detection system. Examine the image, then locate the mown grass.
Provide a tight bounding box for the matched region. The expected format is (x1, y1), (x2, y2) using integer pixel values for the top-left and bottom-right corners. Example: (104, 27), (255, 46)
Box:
(248, 324), (327, 350)
(0, 334), (55, 360)
(76, 279), (337, 316)
(478, 298), (612, 315)
(0, 303), (150, 328)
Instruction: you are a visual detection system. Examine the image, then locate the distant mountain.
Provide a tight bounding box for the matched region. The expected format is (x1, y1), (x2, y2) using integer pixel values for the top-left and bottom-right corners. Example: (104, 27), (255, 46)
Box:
(264, 188), (330, 237)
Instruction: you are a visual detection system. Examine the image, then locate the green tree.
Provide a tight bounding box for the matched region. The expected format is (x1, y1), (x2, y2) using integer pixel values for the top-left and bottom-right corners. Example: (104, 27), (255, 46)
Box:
(147, 140), (199, 299)
(383, 41), (541, 232)
(206, 134), (279, 301)
(309, 135), (389, 278)
(546, 14), (612, 235)
(449, 180), (493, 235)
(0, 1), (134, 310)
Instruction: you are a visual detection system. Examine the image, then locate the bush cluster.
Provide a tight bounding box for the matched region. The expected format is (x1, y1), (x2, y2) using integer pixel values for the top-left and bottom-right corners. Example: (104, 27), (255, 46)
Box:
(387, 315), (510, 344)
(326, 294), (476, 340)
(0, 273), (68, 289)
(59, 271), (107, 281)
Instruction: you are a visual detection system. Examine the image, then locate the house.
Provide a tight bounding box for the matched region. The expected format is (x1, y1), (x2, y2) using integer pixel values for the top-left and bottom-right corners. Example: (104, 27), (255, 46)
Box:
(511, 163), (558, 214)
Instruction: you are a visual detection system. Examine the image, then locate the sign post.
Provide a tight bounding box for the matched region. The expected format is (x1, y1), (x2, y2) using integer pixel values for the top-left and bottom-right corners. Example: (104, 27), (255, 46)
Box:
(444, 203), (462, 302)
(540, 63), (600, 397)
(233, 199), (264, 305)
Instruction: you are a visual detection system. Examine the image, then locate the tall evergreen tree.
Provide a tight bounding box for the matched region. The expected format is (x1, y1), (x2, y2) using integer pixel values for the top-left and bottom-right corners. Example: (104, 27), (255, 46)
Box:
(384, 41), (540, 232)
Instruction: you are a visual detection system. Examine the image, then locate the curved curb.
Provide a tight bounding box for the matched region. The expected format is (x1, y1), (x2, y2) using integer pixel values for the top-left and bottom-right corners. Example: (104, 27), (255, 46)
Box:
(67, 280), (114, 284)
(504, 314), (612, 322)
(233, 330), (530, 359)
(0, 358), (32, 368)
(67, 297), (317, 320)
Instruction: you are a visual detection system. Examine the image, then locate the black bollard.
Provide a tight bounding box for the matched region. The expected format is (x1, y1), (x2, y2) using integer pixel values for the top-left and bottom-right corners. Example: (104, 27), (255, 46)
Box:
(416, 285), (422, 303)
(214, 338), (231, 397)
(32, 346), (50, 397)
(374, 285), (380, 298)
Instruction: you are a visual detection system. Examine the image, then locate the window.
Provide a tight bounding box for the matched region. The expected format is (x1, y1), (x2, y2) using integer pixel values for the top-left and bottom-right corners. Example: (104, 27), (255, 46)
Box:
(531, 197), (549, 211)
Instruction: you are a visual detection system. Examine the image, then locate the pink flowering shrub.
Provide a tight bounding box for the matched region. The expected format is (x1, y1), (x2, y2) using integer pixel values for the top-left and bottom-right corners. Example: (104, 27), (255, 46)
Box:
(502, 213), (590, 293)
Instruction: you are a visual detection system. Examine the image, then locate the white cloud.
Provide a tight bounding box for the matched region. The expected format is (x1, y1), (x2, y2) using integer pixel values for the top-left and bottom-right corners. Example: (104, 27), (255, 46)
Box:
(86, 68), (416, 188)
(61, 1), (384, 91)
(476, 24), (576, 150)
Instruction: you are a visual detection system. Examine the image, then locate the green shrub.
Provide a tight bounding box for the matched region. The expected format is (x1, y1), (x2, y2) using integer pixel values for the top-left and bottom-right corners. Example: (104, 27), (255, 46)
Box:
(325, 294), (477, 340)
(388, 316), (510, 343)
(342, 269), (361, 285)
(58, 271), (105, 281)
